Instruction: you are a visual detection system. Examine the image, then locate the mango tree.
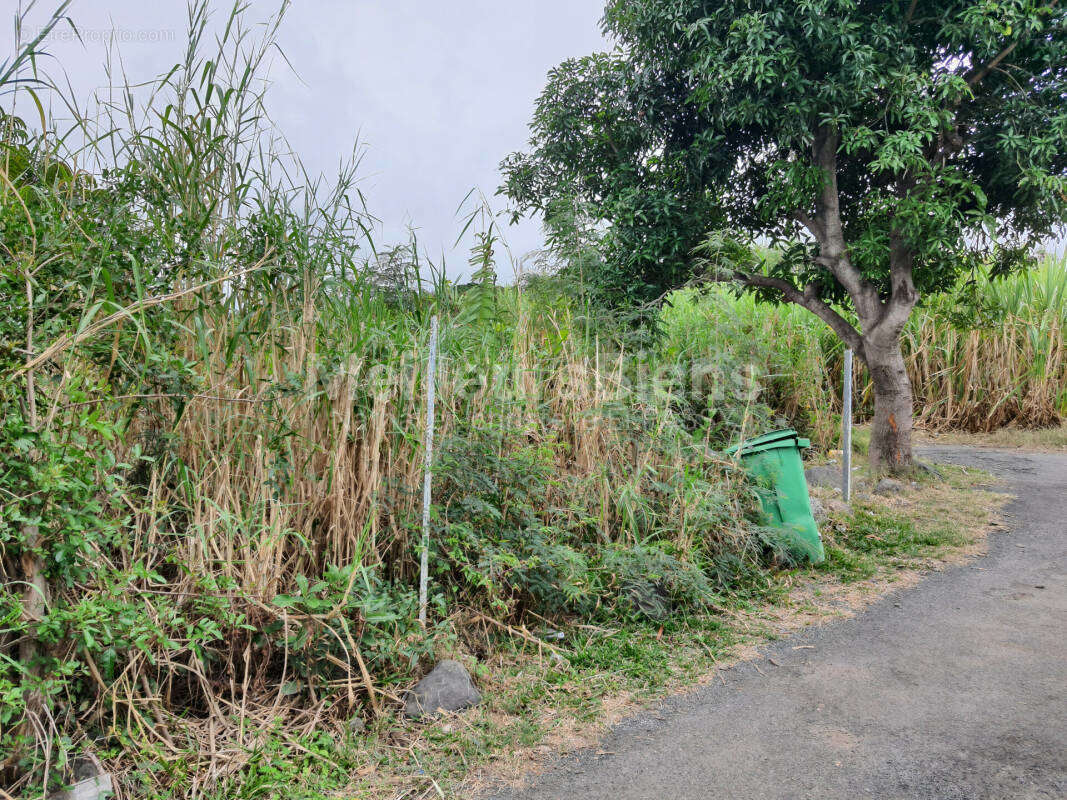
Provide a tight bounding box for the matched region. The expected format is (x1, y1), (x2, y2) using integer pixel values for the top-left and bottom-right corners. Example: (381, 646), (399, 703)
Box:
(502, 0), (1067, 471)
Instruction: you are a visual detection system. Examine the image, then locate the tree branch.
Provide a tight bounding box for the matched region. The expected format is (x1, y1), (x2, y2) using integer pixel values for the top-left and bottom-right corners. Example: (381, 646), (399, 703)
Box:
(965, 40), (1019, 88)
(963, 1), (1058, 89)
(790, 209), (821, 241)
(809, 126), (881, 322)
(713, 269), (865, 356)
(876, 229), (920, 336)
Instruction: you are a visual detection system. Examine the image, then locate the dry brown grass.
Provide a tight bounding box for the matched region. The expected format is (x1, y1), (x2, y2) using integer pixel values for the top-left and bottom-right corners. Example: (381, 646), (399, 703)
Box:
(914, 423), (1067, 451)
(903, 313), (1065, 432)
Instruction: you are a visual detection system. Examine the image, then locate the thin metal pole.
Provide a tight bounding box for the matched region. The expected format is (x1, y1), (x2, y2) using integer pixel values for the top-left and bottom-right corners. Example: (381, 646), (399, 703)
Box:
(418, 315), (439, 627)
(842, 348), (853, 504)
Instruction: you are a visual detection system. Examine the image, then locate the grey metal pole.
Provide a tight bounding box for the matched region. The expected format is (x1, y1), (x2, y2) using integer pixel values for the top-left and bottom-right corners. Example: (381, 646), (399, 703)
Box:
(842, 347), (853, 504)
(418, 315), (439, 626)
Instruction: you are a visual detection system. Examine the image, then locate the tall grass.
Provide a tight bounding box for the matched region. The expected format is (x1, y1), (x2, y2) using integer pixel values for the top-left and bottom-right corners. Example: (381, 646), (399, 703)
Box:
(663, 256), (1067, 446)
(0, 5), (766, 795)
(659, 289), (842, 446)
(904, 257), (1066, 431)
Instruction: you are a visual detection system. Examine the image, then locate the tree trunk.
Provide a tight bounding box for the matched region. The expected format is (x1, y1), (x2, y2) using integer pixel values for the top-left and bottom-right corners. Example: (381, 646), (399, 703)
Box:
(864, 333), (914, 473)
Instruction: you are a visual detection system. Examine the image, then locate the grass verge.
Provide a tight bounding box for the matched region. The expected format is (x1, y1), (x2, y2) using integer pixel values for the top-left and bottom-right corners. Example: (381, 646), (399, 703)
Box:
(185, 462), (1007, 800)
(913, 423), (1067, 452)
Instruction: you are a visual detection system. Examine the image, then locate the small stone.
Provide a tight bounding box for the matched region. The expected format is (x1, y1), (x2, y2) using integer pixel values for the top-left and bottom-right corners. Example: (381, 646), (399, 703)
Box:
(809, 497), (827, 522)
(874, 477), (905, 495)
(805, 465), (842, 489)
(404, 660), (481, 720)
(49, 774), (114, 800)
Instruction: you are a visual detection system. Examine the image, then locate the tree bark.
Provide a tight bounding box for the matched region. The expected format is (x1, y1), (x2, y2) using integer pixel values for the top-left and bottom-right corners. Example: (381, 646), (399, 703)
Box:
(864, 333), (914, 473)
(775, 127), (921, 473)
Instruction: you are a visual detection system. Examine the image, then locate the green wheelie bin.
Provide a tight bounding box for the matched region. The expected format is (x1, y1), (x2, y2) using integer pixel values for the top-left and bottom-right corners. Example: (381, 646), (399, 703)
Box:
(726, 429), (825, 564)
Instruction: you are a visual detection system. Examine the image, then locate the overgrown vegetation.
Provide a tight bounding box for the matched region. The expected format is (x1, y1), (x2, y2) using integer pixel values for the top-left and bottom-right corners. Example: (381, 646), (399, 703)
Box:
(502, 0), (1067, 471)
(0, 3), (1059, 798)
(219, 461), (1002, 800)
(0, 5), (784, 795)
(664, 255), (1067, 446)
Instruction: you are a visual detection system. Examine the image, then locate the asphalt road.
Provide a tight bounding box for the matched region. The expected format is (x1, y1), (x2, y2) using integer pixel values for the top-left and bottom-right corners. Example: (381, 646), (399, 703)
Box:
(487, 446), (1067, 800)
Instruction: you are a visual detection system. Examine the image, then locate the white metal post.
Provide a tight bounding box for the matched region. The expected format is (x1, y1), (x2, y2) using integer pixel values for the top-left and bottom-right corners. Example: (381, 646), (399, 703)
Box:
(842, 348), (853, 503)
(418, 315), (439, 626)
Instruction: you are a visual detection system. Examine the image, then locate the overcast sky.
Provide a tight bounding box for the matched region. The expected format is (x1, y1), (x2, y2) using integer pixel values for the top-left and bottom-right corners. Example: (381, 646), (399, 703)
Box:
(4, 1), (609, 280)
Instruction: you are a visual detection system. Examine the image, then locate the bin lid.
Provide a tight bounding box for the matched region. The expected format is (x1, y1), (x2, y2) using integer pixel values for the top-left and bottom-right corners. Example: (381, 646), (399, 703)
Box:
(725, 428), (806, 456)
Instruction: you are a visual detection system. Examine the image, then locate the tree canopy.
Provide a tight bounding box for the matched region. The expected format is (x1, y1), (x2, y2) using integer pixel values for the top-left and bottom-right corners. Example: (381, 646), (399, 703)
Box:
(502, 0), (1067, 470)
(502, 0), (1067, 319)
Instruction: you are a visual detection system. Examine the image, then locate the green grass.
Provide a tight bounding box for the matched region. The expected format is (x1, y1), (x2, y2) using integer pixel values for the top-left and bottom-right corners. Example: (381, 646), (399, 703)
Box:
(838, 509), (967, 557)
(821, 544), (880, 582)
(816, 463), (1000, 585)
